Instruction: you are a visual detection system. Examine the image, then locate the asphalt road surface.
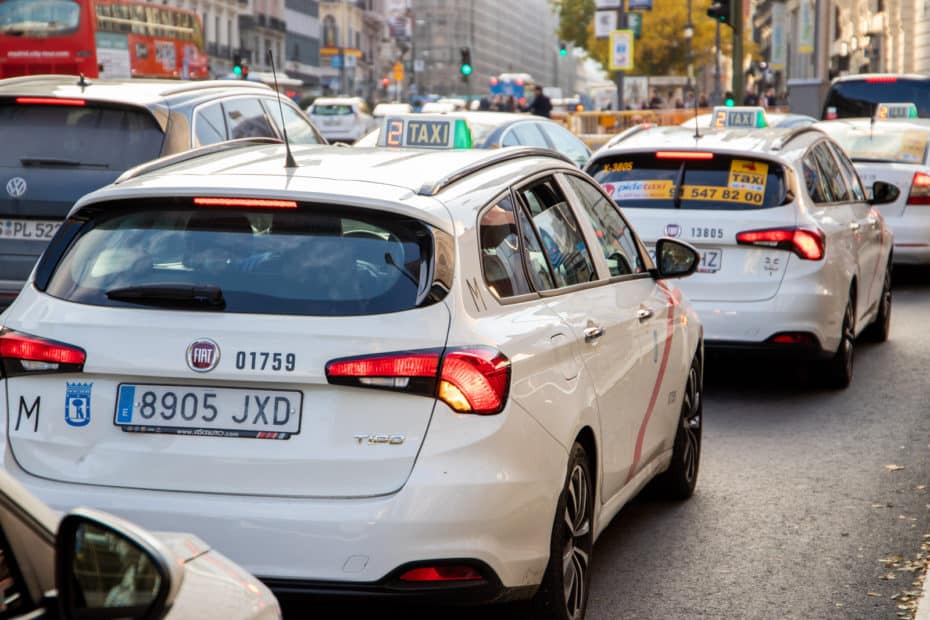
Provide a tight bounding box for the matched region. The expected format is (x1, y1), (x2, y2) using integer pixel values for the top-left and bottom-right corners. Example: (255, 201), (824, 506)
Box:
(283, 268), (930, 620)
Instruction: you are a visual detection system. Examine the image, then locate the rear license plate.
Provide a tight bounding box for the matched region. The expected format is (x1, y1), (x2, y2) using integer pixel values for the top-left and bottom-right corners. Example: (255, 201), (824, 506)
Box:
(114, 384), (302, 440)
(0, 219), (60, 241)
(647, 246), (722, 273)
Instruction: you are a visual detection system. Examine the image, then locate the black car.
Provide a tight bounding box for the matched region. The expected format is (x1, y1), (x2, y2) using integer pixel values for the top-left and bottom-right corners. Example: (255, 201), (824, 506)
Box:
(0, 75), (326, 308)
(822, 73), (930, 119)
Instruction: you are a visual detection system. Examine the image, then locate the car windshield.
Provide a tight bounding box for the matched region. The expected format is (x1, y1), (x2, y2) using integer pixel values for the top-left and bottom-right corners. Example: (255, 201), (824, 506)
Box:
(45, 203), (437, 316)
(825, 125), (930, 164)
(311, 104), (353, 116)
(824, 78), (930, 119)
(589, 153), (787, 210)
(0, 103), (164, 168)
(0, 0), (80, 36)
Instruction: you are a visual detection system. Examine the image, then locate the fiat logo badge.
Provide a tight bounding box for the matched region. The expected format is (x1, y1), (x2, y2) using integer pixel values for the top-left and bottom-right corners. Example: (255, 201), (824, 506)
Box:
(6, 177), (27, 199)
(665, 224), (682, 238)
(186, 339), (220, 372)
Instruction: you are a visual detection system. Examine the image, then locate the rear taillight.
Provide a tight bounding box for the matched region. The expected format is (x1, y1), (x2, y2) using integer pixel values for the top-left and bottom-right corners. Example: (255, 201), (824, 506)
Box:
(736, 227), (825, 260)
(193, 197), (298, 209)
(865, 76), (897, 83)
(655, 151), (714, 160)
(16, 96), (86, 106)
(326, 346), (511, 415)
(768, 332), (819, 346)
(906, 172), (930, 205)
(0, 329), (85, 377)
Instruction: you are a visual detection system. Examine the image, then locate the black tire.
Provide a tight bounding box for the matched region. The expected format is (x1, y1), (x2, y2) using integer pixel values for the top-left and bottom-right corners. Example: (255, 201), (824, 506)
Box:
(652, 359), (702, 500)
(863, 263), (892, 342)
(530, 443), (594, 620)
(822, 298), (855, 389)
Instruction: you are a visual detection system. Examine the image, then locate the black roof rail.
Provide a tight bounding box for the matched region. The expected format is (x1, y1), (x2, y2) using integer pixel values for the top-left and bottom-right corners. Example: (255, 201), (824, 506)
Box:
(416, 147), (574, 196)
(771, 126), (825, 151)
(114, 137), (282, 184)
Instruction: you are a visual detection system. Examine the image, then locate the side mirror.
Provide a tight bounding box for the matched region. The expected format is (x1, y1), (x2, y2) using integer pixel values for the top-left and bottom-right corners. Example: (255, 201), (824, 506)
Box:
(56, 508), (181, 620)
(870, 181), (900, 205)
(654, 237), (700, 279)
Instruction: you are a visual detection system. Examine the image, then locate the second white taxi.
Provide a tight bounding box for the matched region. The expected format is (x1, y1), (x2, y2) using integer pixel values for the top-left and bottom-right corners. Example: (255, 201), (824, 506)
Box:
(586, 115), (894, 388)
(0, 120), (702, 620)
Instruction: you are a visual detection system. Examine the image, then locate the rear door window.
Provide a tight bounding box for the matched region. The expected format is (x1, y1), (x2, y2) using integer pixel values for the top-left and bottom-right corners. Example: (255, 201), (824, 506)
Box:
(0, 103), (164, 168)
(538, 123), (591, 165)
(479, 195), (533, 299)
(515, 177), (597, 287)
(261, 99), (322, 145)
(193, 102), (228, 147)
(828, 142), (867, 201)
(811, 142), (849, 202)
(502, 122), (549, 148)
(221, 98), (275, 140)
(44, 202), (444, 316)
(589, 153), (787, 210)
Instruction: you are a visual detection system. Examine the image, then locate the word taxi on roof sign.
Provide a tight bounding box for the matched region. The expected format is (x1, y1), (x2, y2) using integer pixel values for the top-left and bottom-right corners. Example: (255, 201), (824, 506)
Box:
(712, 106), (768, 130)
(875, 102), (919, 120)
(377, 115), (473, 149)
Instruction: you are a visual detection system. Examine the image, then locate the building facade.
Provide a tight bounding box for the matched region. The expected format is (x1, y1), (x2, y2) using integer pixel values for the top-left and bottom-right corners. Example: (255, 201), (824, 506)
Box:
(285, 0), (323, 94)
(410, 0), (563, 98)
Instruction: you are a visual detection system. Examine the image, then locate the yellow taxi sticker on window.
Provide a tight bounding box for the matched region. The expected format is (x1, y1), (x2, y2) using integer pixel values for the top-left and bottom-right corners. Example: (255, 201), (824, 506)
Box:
(681, 185), (765, 206)
(728, 159), (768, 193)
(898, 135), (929, 163)
(601, 179), (673, 201)
(601, 161), (634, 173)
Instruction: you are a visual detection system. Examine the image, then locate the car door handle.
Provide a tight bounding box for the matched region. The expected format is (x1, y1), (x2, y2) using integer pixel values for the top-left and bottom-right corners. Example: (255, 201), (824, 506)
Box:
(583, 325), (605, 342)
(849, 222), (861, 231)
(637, 308), (655, 322)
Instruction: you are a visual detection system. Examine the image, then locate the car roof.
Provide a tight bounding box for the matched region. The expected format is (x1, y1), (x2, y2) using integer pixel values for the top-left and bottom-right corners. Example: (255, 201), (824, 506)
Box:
(310, 97), (362, 105)
(829, 73), (930, 84)
(75, 142), (576, 223)
(591, 124), (825, 162)
(0, 74), (275, 108)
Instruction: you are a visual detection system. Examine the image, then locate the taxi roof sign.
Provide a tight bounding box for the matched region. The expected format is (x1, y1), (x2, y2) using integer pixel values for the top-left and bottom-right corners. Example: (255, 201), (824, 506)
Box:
(378, 115), (473, 150)
(712, 106), (768, 129)
(875, 102), (919, 120)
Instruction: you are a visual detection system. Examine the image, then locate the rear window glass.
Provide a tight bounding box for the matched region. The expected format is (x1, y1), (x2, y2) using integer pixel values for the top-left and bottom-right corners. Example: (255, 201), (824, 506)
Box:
(0, 104), (164, 169)
(589, 153), (787, 210)
(0, 0), (80, 36)
(824, 79), (930, 119)
(311, 104), (353, 116)
(824, 125), (930, 164)
(45, 204), (439, 316)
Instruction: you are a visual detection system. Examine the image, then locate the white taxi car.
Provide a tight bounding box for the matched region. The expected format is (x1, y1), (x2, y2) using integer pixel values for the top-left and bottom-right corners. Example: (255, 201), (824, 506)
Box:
(585, 112), (894, 388)
(0, 119), (702, 620)
(816, 104), (930, 264)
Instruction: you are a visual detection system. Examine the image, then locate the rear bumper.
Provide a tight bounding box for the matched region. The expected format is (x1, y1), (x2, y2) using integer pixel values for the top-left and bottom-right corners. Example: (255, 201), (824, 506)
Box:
(4, 400), (566, 595)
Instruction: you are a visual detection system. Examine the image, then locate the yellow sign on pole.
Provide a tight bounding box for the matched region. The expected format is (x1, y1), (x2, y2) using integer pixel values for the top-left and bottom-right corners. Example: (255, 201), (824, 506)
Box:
(609, 30), (634, 71)
(393, 61), (405, 82)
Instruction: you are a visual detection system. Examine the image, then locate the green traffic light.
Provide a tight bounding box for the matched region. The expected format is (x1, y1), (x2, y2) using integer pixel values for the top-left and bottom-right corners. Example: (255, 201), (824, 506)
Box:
(460, 63), (472, 76)
(725, 98), (735, 107)
(559, 48), (567, 57)
(233, 66), (242, 76)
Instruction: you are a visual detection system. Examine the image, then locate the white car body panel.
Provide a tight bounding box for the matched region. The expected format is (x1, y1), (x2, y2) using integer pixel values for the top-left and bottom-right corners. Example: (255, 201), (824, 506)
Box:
(856, 162), (930, 263)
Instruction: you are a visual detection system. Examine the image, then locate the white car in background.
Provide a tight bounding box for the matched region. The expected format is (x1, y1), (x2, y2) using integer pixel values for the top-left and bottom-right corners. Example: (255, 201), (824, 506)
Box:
(1, 126), (702, 620)
(306, 96), (376, 143)
(586, 122), (894, 388)
(816, 116), (930, 264)
(372, 102), (413, 118)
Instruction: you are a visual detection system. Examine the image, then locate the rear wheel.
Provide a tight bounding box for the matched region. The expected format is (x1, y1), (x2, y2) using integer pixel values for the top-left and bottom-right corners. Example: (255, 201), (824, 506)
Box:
(530, 442), (593, 620)
(652, 359), (702, 500)
(822, 298), (855, 389)
(864, 264), (891, 342)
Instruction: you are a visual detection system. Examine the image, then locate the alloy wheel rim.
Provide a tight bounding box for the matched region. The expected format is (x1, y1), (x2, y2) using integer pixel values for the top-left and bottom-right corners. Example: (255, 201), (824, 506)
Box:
(681, 366), (701, 483)
(562, 463), (591, 620)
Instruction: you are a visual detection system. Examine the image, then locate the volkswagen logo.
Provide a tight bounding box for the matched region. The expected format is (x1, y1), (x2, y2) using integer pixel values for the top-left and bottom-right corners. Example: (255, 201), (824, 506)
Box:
(5, 177), (26, 199)
(665, 224), (682, 238)
(186, 339), (220, 372)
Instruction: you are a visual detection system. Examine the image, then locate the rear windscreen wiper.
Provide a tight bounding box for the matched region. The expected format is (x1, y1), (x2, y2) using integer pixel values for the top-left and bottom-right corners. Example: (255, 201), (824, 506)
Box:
(106, 284), (226, 310)
(20, 157), (109, 168)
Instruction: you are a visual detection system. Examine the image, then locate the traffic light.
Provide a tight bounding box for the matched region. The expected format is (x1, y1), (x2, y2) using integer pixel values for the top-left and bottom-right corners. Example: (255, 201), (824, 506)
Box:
(707, 0), (733, 28)
(559, 41), (568, 57)
(233, 53), (243, 78)
(381, 77), (390, 89)
(724, 91), (735, 107)
(459, 47), (472, 80)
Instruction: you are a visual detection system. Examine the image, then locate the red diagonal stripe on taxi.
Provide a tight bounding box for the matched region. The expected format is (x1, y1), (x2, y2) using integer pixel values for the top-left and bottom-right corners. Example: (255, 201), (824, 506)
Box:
(625, 299), (676, 485)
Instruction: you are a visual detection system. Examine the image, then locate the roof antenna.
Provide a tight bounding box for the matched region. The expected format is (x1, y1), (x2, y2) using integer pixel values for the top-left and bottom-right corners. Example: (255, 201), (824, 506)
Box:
(692, 87), (702, 141)
(870, 103), (876, 141)
(266, 49), (298, 169)
(77, 73), (89, 89)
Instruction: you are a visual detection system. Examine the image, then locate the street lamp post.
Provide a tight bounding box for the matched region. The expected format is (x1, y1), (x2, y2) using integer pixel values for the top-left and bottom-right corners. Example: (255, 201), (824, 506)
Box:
(684, 0), (693, 98)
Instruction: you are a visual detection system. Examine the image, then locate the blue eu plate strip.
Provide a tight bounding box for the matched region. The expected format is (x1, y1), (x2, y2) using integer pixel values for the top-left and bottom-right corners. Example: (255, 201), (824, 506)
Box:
(115, 385), (135, 424)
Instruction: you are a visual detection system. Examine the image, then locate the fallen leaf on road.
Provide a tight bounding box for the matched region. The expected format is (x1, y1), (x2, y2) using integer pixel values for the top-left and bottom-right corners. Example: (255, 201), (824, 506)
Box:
(868, 592), (881, 597)
(886, 464), (905, 472)
(917, 485), (927, 491)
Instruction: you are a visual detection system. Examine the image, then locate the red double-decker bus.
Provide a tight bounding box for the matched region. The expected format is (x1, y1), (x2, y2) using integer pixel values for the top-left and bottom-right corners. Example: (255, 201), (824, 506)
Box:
(0, 0), (208, 79)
